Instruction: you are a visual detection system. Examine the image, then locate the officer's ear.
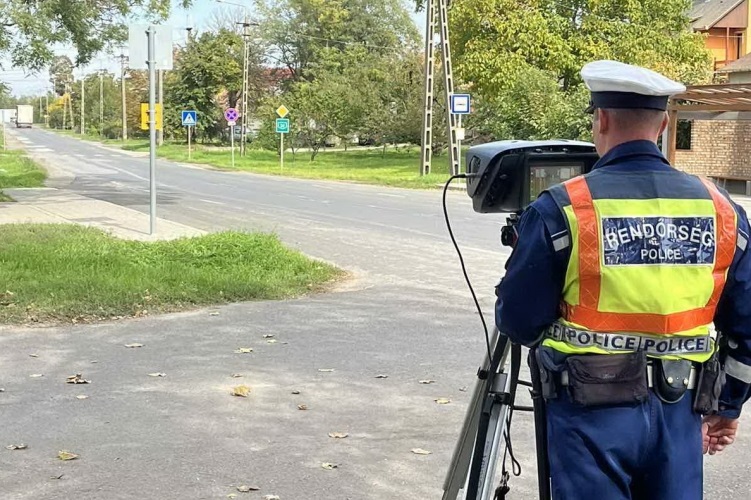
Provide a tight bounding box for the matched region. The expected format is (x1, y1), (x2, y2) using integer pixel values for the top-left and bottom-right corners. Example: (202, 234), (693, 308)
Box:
(595, 108), (609, 135)
(658, 112), (669, 136)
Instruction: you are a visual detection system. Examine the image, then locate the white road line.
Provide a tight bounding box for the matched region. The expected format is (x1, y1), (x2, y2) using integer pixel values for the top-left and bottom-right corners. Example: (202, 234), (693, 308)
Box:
(377, 193), (406, 198)
(200, 199), (226, 206)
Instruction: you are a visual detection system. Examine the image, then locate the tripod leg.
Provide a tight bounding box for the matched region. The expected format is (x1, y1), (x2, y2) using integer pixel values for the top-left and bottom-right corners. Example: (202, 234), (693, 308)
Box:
(443, 328), (501, 499)
(529, 349), (552, 500)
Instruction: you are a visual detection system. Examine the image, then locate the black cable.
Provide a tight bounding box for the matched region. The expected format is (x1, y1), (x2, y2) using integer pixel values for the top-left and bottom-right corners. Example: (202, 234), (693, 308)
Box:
(442, 175), (493, 367)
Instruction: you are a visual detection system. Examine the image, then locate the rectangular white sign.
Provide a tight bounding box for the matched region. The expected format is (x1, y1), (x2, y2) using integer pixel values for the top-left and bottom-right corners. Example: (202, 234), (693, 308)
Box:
(128, 24), (174, 70)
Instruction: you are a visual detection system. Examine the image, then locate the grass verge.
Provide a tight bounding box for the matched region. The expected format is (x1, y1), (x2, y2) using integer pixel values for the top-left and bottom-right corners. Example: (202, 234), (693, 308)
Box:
(0, 224), (343, 325)
(0, 133), (47, 201)
(48, 128), (455, 189)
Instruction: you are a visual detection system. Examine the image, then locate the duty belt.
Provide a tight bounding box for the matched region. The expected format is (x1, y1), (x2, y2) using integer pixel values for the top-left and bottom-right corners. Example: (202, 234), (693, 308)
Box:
(545, 322), (713, 356)
(560, 362), (698, 389)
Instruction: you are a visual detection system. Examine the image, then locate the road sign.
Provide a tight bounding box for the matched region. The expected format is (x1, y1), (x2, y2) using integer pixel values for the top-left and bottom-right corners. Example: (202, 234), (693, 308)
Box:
(227, 120), (236, 127)
(276, 118), (290, 134)
(276, 105), (289, 118)
(140, 103), (163, 130)
(450, 94), (471, 114)
(181, 110), (197, 126)
(224, 108), (239, 122)
(128, 24), (174, 70)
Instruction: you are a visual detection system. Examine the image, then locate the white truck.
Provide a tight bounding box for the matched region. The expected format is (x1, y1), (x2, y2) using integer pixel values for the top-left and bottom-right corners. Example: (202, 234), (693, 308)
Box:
(15, 104), (33, 128)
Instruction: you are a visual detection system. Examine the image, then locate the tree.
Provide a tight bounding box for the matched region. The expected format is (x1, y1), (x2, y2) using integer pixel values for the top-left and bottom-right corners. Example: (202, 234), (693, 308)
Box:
(255, 0), (420, 82)
(449, 0), (712, 140)
(0, 1), (193, 70)
(165, 29), (263, 142)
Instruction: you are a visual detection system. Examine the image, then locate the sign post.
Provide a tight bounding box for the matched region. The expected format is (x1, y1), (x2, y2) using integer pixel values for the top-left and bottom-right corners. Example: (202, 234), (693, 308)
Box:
(450, 94), (471, 175)
(182, 110), (197, 160)
(276, 105), (290, 171)
(129, 23), (173, 235)
(224, 107), (239, 169)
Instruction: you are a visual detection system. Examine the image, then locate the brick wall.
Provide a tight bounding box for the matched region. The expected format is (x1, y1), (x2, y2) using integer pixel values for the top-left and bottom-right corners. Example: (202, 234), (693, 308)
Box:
(674, 120), (751, 179)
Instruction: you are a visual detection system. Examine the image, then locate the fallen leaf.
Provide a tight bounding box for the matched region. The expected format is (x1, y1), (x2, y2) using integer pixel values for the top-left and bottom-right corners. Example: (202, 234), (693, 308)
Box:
(419, 380), (435, 384)
(267, 339), (277, 344)
(328, 432), (348, 439)
(263, 334), (274, 339)
(0, 388), (5, 392)
(263, 496), (280, 500)
(412, 448), (432, 455)
(321, 462), (339, 470)
(30, 374), (43, 378)
(297, 404), (308, 410)
(282, 342), (289, 345)
(435, 398), (451, 404)
(234, 348), (253, 354)
(291, 390), (301, 395)
(227, 495), (237, 499)
(374, 374), (389, 379)
(76, 395), (88, 400)
(124, 343), (144, 348)
(236, 485), (260, 492)
(459, 386), (468, 392)
(209, 311), (220, 316)
(66, 374), (91, 384)
(58, 450), (78, 461)
(232, 385), (251, 397)
(50, 474), (64, 480)
(148, 372), (166, 377)
(90, 360), (98, 364)
(6, 444), (27, 450)
(318, 368), (334, 372)
(231, 373), (243, 378)
(29, 353), (39, 358)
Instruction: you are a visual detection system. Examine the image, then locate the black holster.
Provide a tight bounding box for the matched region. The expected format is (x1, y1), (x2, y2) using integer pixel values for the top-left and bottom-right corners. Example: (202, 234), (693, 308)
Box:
(693, 346), (725, 415)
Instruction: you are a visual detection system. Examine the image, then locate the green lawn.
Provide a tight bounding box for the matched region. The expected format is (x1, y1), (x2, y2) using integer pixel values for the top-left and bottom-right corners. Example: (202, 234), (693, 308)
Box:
(49, 128), (456, 189)
(0, 225), (343, 324)
(0, 134), (47, 201)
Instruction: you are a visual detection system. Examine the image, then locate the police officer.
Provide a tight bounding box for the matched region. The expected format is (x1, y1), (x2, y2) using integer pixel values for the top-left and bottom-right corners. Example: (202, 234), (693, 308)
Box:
(496, 60), (751, 499)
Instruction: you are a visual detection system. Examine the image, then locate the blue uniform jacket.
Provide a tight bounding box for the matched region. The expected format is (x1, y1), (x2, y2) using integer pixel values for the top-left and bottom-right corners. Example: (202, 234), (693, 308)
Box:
(495, 140), (751, 418)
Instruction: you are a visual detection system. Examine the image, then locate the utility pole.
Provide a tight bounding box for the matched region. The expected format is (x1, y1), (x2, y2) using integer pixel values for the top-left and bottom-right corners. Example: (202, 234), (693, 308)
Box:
(158, 69), (164, 146)
(99, 69), (104, 135)
(45, 92), (49, 127)
(62, 83), (67, 130)
(420, 0), (459, 176)
(120, 53), (128, 140)
(80, 74), (85, 135)
(240, 19), (252, 156)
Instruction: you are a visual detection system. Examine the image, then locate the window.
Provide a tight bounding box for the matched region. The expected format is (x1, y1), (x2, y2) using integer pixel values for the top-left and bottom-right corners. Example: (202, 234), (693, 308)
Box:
(676, 120), (693, 150)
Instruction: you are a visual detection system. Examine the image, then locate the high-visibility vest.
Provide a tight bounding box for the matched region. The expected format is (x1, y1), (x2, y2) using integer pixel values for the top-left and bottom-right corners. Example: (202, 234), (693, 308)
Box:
(544, 167), (738, 362)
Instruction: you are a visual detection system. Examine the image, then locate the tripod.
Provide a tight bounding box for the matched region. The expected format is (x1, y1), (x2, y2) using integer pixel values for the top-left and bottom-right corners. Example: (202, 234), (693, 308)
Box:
(442, 327), (552, 500)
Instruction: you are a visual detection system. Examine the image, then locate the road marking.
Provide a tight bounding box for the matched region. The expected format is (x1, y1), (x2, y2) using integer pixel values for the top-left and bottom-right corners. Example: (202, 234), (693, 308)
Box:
(200, 199), (226, 206)
(377, 193), (406, 198)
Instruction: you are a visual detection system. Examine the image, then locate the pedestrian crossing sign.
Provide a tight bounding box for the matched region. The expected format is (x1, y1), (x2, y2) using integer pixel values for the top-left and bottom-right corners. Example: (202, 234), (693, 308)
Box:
(182, 110), (197, 126)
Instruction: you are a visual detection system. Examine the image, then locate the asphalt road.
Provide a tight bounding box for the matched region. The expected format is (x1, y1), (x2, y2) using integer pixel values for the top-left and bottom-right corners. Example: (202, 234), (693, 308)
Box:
(1, 128), (749, 499)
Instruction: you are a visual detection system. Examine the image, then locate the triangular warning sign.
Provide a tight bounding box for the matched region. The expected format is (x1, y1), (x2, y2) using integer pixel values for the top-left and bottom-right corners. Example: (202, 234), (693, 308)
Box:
(183, 113), (196, 125)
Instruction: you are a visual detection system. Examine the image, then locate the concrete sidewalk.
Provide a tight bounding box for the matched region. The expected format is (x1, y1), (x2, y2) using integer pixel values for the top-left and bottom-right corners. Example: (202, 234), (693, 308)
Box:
(0, 188), (206, 241)
(1, 129), (205, 241)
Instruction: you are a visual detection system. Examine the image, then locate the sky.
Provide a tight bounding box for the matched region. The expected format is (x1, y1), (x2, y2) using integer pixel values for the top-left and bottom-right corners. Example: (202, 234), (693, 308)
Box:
(1, 0), (427, 97)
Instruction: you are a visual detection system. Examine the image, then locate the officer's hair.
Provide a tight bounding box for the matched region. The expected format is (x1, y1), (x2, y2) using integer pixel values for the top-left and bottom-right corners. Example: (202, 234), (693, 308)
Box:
(603, 108), (666, 131)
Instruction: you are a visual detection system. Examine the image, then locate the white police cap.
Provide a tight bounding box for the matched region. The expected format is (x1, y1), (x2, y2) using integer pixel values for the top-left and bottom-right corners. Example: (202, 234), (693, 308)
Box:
(581, 60), (686, 113)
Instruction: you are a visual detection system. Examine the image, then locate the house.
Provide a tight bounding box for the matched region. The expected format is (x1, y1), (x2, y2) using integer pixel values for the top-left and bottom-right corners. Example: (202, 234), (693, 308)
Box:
(691, 0), (751, 70)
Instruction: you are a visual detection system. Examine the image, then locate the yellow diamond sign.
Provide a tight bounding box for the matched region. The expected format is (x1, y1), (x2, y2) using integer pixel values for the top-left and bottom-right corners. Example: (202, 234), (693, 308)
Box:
(276, 105), (289, 118)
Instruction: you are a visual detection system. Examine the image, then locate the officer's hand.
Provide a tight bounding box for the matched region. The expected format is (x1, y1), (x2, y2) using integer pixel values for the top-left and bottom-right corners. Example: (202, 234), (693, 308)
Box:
(702, 415), (739, 455)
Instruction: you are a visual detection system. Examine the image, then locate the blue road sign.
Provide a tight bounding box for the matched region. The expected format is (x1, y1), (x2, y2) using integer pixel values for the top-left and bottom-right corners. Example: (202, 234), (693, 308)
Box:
(276, 118), (290, 134)
(450, 94), (471, 114)
(181, 110), (197, 126)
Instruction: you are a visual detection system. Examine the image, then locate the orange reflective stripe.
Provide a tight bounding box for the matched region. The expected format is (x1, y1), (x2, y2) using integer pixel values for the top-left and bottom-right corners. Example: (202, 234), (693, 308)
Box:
(700, 177), (737, 310)
(564, 177), (600, 310)
(561, 177), (738, 335)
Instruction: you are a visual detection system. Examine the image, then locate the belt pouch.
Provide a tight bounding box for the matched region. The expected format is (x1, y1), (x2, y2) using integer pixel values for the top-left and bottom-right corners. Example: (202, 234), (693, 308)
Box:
(565, 352), (648, 407)
(653, 359), (692, 403)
